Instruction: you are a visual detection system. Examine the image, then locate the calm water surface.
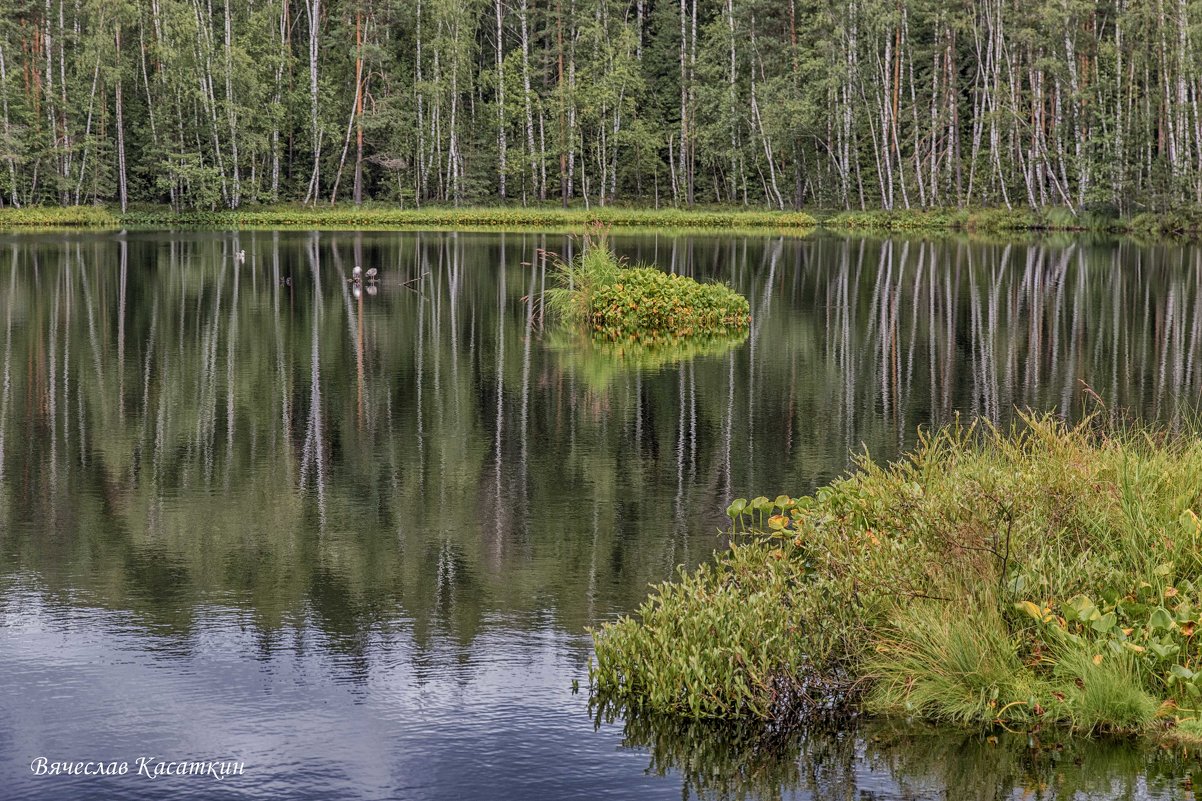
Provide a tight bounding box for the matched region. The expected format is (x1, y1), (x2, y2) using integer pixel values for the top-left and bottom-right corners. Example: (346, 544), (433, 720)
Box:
(2, 230), (1202, 800)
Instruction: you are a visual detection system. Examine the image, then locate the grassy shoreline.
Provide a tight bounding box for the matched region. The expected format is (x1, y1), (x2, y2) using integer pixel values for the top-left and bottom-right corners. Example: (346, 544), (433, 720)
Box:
(819, 206), (1202, 237)
(589, 416), (1202, 746)
(0, 204), (816, 232)
(1, 202), (1201, 238)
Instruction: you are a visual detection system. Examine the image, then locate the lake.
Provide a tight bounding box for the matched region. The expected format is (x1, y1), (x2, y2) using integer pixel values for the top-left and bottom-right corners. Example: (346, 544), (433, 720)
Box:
(2, 229), (1200, 799)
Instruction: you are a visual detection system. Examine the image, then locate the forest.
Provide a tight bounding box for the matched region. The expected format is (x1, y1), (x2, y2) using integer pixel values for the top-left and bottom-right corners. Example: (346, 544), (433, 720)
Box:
(2, 0), (1202, 213)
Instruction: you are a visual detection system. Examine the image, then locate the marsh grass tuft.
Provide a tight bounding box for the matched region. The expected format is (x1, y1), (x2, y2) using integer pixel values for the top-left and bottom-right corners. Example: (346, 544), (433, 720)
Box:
(590, 414), (1202, 742)
(866, 602), (1050, 727)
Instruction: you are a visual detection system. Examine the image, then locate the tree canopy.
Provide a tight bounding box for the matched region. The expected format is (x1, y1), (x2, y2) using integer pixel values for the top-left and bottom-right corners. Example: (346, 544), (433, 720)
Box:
(1, 0), (1200, 213)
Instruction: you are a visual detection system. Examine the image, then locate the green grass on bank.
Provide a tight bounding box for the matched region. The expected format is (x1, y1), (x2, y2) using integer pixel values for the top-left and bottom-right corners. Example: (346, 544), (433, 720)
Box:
(6, 201), (1202, 239)
(1, 204), (811, 231)
(0, 205), (121, 227)
(136, 205), (818, 230)
(590, 416), (1202, 743)
(821, 205), (1129, 233)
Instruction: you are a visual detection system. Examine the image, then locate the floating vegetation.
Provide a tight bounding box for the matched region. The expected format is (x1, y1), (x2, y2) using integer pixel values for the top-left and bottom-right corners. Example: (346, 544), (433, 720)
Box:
(591, 414), (1202, 742)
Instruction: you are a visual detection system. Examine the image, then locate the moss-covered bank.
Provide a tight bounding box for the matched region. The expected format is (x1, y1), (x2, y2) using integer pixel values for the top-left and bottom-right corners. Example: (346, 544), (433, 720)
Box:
(591, 416), (1202, 743)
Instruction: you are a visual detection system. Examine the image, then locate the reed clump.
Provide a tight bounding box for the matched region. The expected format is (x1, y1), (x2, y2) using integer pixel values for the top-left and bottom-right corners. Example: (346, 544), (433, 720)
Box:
(591, 415), (1202, 742)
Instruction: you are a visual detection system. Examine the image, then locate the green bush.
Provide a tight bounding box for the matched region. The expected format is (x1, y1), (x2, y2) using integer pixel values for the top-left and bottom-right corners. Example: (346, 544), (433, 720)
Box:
(1129, 208), (1202, 235)
(589, 544), (819, 719)
(591, 415), (1202, 741)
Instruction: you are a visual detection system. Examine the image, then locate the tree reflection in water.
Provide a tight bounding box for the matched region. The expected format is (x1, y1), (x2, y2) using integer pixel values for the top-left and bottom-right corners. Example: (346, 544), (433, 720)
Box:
(3, 230), (1202, 797)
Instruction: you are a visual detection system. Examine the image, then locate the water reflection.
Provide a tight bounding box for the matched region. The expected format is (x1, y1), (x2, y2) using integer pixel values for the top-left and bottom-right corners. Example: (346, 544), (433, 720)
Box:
(600, 706), (1201, 801)
(2, 230), (1202, 798)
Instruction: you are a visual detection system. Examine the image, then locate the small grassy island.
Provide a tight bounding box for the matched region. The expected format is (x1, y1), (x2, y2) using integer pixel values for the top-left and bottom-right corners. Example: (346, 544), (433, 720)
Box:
(547, 235), (749, 347)
(544, 235), (749, 384)
(591, 416), (1202, 745)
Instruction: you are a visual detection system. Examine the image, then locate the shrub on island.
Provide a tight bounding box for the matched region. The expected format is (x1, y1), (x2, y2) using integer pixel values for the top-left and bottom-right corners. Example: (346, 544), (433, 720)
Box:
(546, 233), (750, 346)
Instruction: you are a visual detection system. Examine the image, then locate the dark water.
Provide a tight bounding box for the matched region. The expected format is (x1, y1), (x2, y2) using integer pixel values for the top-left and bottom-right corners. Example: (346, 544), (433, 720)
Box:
(2, 230), (1202, 800)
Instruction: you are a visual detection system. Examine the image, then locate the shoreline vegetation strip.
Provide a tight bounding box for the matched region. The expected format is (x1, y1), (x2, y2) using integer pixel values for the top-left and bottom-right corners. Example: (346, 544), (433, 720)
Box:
(590, 416), (1202, 747)
(0, 205), (815, 231)
(4, 204), (1202, 237)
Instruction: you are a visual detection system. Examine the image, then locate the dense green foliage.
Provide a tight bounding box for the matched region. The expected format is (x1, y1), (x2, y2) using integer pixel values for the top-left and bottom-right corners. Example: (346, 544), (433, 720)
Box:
(591, 416), (1202, 739)
(3, 1), (1202, 213)
(8, 202), (1202, 239)
(584, 268), (749, 343)
(548, 240), (749, 344)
